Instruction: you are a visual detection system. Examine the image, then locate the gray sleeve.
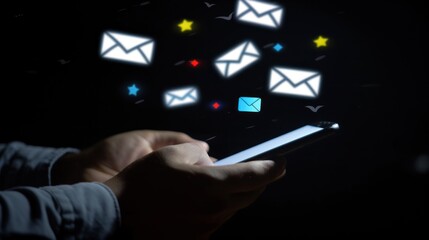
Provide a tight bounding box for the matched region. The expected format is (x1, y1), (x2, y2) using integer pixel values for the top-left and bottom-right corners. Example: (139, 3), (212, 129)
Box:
(0, 182), (121, 239)
(0, 142), (79, 189)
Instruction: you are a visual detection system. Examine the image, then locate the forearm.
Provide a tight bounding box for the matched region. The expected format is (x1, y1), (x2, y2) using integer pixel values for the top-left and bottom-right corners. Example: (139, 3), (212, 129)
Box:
(0, 183), (120, 239)
(0, 142), (79, 189)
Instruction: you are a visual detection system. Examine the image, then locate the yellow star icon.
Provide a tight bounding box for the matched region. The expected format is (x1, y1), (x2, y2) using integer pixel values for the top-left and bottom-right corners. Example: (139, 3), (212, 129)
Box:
(178, 19), (193, 32)
(314, 36), (329, 48)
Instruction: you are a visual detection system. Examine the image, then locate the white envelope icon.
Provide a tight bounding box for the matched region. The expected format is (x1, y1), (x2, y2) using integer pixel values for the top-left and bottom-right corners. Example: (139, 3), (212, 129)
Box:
(236, 0), (284, 29)
(100, 31), (155, 65)
(215, 41), (260, 78)
(164, 86), (199, 108)
(269, 67), (322, 98)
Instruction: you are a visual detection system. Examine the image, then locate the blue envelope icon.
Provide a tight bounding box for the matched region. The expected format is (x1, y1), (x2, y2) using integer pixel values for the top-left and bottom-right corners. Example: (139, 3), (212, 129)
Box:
(238, 97), (262, 112)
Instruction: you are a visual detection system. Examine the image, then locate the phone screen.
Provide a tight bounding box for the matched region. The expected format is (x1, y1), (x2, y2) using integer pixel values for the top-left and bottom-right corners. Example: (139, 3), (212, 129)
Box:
(214, 124), (335, 166)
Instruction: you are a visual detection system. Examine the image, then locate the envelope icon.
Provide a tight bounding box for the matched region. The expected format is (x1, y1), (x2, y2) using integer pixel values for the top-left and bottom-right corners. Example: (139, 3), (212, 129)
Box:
(238, 97), (262, 112)
(236, 0), (284, 29)
(215, 41), (260, 78)
(100, 31), (155, 65)
(269, 67), (321, 98)
(164, 86), (199, 108)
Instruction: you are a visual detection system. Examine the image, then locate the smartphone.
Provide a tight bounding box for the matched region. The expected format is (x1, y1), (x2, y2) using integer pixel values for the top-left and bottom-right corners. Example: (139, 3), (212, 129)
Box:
(214, 121), (340, 166)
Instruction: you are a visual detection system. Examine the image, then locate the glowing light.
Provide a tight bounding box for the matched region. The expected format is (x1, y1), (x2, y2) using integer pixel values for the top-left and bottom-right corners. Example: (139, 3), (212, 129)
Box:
(273, 43), (283, 52)
(236, 0), (284, 29)
(314, 36), (328, 48)
(100, 31), (155, 65)
(128, 84), (140, 96)
(212, 102), (221, 110)
(214, 41), (260, 78)
(164, 86), (199, 108)
(190, 59), (200, 67)
(178, 19), (193, 32)
(269, 67), (321, 98)
(238, 97), (262, 112)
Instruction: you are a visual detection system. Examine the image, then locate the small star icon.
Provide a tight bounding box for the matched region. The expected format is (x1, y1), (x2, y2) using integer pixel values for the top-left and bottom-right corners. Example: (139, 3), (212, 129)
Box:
(128, 84), (140, 96)
(314, 36), (329, 48)
(178, 19), (193, 32)
(190, 59), (199, 67)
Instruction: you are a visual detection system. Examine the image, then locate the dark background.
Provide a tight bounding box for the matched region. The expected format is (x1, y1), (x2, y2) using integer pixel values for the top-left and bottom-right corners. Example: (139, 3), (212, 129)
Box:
(2, 0), (428, 238)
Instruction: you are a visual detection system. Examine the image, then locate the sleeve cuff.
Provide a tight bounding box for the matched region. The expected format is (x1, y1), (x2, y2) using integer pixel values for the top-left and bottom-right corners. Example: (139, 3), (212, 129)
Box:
(0, 142), (79, 189)
(42, 182), (121, 239)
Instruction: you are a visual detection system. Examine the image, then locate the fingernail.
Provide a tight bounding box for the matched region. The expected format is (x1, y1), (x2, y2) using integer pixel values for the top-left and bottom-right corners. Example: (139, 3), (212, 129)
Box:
(263, 160), (275, 167)
(192, 141), (209, 151)
(199, 141), (210, 151)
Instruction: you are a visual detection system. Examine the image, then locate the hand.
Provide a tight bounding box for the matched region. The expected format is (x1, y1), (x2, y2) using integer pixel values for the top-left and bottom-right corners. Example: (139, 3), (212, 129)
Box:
(52, 130), (209, 184)
(105, 143), (286, 239)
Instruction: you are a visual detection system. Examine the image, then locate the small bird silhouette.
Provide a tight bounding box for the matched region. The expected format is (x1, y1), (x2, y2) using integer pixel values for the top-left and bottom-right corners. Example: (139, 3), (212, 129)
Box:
(216, 12), (234, 20)
(305, 105), (324, 112)
(204, 2), (216, 8)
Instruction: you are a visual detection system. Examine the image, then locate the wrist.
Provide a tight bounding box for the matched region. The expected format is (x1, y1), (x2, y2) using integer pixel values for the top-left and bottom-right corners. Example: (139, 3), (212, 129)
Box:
(51, 152), (85, 185)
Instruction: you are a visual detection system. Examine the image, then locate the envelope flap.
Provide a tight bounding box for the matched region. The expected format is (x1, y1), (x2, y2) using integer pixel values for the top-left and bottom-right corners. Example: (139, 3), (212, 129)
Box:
(108, 32), (152, 52)
(241, 97), (260, 106)
(217, 42), (248, 62)
(237, 0), (250, 16)
(167, 88), (196, 100)
(244, 0), (281, 15)
(245, 42), (260, 56)
(101, 33), (116, 53)
(275, 68), (320, 85)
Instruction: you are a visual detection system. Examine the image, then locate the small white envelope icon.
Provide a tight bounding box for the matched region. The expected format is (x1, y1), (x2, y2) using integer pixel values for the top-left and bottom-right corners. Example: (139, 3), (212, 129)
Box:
(236, 0), (284, 29)
(164, 86), (199, 108)
(269, 67), (322, 98)
(100, 31), (155, 65)
(215, 41), (260, 78)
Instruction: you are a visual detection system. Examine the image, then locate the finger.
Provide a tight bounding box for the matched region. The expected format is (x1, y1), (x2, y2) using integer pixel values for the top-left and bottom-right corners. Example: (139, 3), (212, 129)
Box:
(156, 143), (214, 166)
(143, 130), (209, 152)
(207, 160), (286, 193)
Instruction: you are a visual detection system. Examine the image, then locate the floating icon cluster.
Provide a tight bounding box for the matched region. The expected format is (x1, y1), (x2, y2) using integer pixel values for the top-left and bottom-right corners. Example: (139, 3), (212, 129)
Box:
(100, 0), (329, 111)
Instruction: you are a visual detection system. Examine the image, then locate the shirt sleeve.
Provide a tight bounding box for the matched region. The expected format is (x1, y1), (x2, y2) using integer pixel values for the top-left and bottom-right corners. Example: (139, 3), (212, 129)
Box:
(0, 182), (121, 239)
(0, 142), (79, 189)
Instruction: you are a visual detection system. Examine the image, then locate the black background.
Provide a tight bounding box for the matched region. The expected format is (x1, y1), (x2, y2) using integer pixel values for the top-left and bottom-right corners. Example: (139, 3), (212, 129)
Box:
(2, 0), (429, 238)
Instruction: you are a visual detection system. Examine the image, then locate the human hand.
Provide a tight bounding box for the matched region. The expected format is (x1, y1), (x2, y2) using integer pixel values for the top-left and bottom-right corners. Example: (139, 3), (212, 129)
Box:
(105, 143), (286, 239)
(52, 130), (208, 184)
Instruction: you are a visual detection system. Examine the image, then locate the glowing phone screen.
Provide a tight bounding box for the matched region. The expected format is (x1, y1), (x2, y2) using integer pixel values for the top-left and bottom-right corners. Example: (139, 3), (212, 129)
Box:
(214, 125), (323, 166)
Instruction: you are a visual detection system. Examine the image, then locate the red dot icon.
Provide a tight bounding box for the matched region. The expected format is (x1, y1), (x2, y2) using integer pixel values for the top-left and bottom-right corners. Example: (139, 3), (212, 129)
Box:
(212, 102), (220, 110)
(190, 59), (200, 67)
